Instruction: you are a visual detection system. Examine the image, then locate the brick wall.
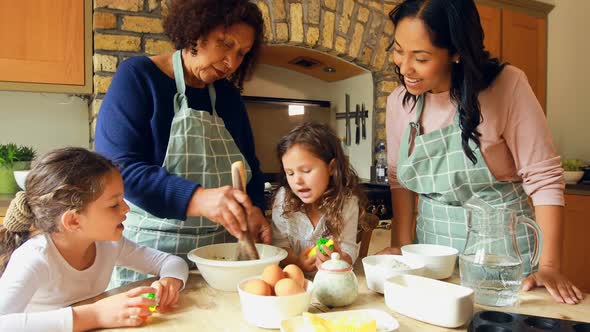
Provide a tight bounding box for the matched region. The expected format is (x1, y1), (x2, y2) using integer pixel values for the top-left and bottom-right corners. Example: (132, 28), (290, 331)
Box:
(91, 0), (401, 145)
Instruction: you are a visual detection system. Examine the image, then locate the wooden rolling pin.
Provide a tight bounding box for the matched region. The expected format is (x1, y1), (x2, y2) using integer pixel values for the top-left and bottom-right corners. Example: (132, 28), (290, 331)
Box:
(231, 161), (260, 261)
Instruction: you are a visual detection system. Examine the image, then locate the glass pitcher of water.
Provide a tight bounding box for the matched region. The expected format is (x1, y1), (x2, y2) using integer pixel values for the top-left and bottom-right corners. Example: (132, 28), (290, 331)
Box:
(459, 200), (543, 307)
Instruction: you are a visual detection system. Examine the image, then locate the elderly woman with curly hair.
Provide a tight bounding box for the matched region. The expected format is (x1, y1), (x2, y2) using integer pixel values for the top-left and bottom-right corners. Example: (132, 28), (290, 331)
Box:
(94, 0), (270, 287)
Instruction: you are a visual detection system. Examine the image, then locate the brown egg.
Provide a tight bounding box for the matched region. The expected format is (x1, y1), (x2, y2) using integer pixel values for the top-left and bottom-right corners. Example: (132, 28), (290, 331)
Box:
(243, 279), (272, 296)
(261, 264), (286, 288)
(283, 264), (305, 288)
(274, 278), (304, 296)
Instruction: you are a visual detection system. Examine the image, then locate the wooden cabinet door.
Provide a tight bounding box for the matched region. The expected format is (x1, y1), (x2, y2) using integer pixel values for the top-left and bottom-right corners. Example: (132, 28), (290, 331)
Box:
(477, 5), (502, 59)
(501, 8), (547, 110)
(0, 0), (85, 86)
(562, 195), (590, 293)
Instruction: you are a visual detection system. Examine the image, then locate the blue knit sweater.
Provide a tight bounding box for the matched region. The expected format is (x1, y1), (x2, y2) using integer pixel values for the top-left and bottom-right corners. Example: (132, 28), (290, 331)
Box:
(95, 56), (264, 220)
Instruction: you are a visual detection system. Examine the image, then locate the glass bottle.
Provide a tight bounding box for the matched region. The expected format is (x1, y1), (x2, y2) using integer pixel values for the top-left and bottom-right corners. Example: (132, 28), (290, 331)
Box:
(375, 142), (388, 184)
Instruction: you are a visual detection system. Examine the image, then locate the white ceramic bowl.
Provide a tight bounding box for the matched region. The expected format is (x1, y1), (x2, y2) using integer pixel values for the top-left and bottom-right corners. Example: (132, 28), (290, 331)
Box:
(384, 274), (474, 328)
(401, 244), (458, 279)
(13, 170), (29, 190)
(362, 255), (425, 294)
(187, 243), (287, 292)
(237, 276), (313, 329)
(564, 171), (584, 184)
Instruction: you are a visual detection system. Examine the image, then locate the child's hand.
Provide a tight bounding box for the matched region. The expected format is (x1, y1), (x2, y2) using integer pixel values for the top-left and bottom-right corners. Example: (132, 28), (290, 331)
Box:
(91, 286), (157, 328)
(315, 241), (352, 269)
(151, 277), (184, 312)
(298, 245), (317, 272)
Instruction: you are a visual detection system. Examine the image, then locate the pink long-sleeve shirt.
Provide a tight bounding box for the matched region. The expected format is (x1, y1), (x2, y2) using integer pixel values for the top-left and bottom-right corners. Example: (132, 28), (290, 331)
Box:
(386, 65), (565, 206)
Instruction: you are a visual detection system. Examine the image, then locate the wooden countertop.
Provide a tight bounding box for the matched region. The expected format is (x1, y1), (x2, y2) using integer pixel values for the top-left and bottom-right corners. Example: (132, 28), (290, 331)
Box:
(79, 270), (590, 332)
(78, 231), (590, 332)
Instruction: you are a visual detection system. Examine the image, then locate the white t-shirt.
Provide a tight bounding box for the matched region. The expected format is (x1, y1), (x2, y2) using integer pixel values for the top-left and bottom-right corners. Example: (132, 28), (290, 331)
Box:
(0, 233), (189, 331)
(271, 187), (360, 264)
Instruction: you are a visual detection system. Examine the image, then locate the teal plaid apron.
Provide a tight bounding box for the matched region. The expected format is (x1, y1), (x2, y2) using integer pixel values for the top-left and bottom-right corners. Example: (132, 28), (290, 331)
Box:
(110, 50), (252, 287)
(396, 94), (537, 275)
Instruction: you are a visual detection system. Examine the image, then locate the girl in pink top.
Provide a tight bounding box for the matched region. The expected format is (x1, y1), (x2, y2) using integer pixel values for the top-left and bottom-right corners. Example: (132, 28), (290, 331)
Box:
(378, 0), (582, 304)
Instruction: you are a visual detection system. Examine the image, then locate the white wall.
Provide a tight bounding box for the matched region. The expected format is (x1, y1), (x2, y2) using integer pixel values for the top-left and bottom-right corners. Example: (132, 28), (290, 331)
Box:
(546, 1), (590, 162)
(243, 64), (374, 179)
(327, 72), (374, 180)
(0, 91), (89, 157)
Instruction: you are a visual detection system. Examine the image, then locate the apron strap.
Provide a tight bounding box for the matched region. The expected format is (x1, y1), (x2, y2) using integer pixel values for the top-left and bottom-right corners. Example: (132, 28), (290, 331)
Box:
(399, 94), (425, 160)
(410, 94), (425, 137)
(208, 84), (217, 116)
(172, 50), (189, 112)
(172, 50), (187, 95)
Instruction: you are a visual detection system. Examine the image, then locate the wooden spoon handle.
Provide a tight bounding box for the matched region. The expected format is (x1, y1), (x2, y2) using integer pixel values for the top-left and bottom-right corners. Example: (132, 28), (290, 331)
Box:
(231, 161), (259, 260)
(231, 161), (247, 192)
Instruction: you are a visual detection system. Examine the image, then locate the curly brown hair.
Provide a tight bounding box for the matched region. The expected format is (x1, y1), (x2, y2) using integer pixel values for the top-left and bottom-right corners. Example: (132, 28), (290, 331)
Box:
(0, 148), (117, 274)
(163, 0), (265, 90)
(275, 123), (368, 242)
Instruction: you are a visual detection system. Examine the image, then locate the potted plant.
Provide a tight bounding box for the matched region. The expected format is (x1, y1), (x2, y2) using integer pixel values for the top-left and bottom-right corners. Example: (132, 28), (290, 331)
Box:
(562, 159), (586, 185)
(0, 143), (36, 194)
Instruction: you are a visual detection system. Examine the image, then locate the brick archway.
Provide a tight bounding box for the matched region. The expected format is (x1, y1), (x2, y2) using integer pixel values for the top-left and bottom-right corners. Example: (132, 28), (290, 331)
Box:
(91, 0), (401, 146)
(253, 0), (400, 145)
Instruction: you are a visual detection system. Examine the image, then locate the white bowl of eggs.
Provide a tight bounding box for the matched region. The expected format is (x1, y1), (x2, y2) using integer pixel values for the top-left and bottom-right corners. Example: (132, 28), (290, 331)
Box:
(237, 264), (314, 329)
(187, 243), (288, 291)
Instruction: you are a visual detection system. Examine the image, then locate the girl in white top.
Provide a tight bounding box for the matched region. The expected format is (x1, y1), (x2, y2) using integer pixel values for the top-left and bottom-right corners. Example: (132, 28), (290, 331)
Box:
(0, 148), (189, 331)
(271, 123), (367, 273)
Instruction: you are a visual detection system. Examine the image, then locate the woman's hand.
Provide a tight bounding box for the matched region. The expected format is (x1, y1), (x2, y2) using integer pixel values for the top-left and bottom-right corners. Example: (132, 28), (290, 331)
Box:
(523, 265), (584, 304)
(73, 286), (157, 331)
(247, 207), (272, 244)
(151, 277), (184, 312)
(188, 186), (253, 238)
(298, 245), (317, 272)
(375, 247), (402, 255)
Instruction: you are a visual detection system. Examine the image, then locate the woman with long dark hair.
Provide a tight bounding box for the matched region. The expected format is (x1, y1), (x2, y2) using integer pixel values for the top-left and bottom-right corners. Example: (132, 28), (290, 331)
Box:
(378, 0), (582, 304)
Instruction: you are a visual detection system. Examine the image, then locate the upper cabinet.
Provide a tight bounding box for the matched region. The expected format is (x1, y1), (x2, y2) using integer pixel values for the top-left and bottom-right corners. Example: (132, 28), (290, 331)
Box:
(0, 0), (92, 94)
(477, 5), (502, 59)
(502, 10), (547, 110)
(476, 0), (553, 111)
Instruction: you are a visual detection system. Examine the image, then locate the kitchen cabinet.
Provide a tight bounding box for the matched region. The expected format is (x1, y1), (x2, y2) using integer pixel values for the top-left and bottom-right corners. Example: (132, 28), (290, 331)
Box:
(477, 5), (502, 58)
(476, 1), (550, 111)
(562, 194), (590, 293)
(0, 0), (92, 94)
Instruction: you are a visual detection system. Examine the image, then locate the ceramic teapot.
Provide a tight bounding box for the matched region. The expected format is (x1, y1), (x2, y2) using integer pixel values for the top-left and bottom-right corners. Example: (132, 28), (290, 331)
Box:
(313, 252), (358, 307)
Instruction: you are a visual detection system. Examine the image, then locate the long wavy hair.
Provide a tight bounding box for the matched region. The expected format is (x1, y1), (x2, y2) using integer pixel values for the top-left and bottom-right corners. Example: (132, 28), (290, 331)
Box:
(275, 123), (367, 241)
(0, 148), (117, 274)
(389, 0), (506, 164)
(163, 0), (265, 91)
